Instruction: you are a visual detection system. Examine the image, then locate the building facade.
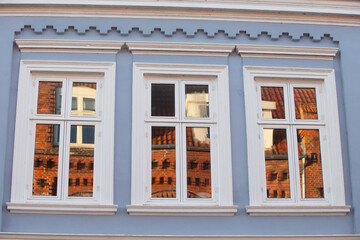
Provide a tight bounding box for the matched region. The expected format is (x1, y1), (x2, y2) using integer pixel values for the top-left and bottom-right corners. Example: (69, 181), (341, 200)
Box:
(0, 1), (359, 239)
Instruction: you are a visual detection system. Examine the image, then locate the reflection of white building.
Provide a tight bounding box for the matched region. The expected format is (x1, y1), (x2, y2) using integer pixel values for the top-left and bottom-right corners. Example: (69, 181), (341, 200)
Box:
(185, 91), (209, 118)
(262, 100), (276, 150)
(71, 86), (96, 116)
(191, 127), (210, 145)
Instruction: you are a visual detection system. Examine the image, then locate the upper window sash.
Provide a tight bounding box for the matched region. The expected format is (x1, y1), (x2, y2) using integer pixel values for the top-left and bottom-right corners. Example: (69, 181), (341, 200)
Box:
(146, 79), (216, 123)
(32, 75), (102, 121)
(256, 81), (324, 125)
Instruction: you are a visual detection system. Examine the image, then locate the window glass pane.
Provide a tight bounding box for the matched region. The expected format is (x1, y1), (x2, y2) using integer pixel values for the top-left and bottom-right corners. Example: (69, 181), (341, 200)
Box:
(68, 125), (94, 197)
(263, 128), (291, 199)
(151, 126), (176, 198)
(82, 126), (95, 144)
(83, 98), (95, 111)
(151, 84), (175, 117)
(32, 124), (60, 196)
(261, 87), (285, 119)
(71, 97), (78, 110)
(37, 81), (62, 115)
(297, 129), (324, 198)
(72, 82), (96, 116)
(186, 127), (211, 198)
(185, 85), (209, 118)
(294, 88), (318, 120)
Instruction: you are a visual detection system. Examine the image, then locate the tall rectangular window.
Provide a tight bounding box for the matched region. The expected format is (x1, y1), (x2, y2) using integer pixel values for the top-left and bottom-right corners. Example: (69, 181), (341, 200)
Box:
(149, 81), (213, 202)
(243, 67), (349, 216)
(8, 61), (117, 215)
(129, 64), (236, 216)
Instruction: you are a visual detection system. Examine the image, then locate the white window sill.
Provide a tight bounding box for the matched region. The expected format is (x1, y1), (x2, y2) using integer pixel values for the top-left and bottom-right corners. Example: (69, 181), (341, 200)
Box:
(126, 205), (238, 216)
(246, 205), (351, 216)
(7, 202), (118, 215)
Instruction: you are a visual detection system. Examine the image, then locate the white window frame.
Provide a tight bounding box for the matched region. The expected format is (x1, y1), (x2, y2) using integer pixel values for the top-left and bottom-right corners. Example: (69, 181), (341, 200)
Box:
(127, 63), (237, 216)
(243, 66), (350, 216)
(7, 60), (117, 215)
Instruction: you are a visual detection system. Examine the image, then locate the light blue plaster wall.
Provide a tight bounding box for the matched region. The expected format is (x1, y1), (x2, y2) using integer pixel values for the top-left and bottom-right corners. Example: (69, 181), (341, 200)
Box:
(0, 16), (358, 235)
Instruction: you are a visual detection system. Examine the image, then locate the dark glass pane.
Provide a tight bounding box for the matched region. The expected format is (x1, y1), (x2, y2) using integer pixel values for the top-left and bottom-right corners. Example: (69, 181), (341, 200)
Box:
(83, 98), (95, 111)
(37, 81), (62, 115)
(294, 88), (318, 120)
(185, 85), (209, 118)
(151, 126), (176, 198)
(186, 127), (211, 198)
(72, 82), (96, 116)
(72, 97), (78, 110)
(32, 124), (60, 196)
(82, 126), (95, 144)
(261, 87), (285, 119)
(68, 125), (94, 197)
(151, 84), (175, 117)
(297, 129), (324, 198)
(70, 125), (77, 143)
(263, 128), (291, 199)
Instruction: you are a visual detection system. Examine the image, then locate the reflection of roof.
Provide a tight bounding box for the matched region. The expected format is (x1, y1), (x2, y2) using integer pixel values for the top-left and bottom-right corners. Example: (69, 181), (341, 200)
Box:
(261, 87), (317, 119)
(261, 87), (285, 119)
(152, 127), (210, 148)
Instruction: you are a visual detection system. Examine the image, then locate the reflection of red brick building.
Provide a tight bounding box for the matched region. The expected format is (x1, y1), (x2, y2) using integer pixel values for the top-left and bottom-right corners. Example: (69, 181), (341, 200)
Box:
(32, 81), (95, 197)
(262, 87), (323, 199)
(151, 127), (211, 199)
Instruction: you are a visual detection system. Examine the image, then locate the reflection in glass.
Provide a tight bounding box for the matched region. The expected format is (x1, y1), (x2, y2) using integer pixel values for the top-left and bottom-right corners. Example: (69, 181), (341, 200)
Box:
(185, 85), (209, 118)
(263, 128), (290, 198)
(297, 129), (323, 198)
(151, 127), (176, 198)
(261, 87), (285, 119)
(68, 125), (94, 197)
(294, 88), (318, 120)
(71, 82), (96, 116)
(32, 124), (60, 196)
(37, 81), (63, 115)
(186, 127), (211, 198)
(151, 84), (175, 117)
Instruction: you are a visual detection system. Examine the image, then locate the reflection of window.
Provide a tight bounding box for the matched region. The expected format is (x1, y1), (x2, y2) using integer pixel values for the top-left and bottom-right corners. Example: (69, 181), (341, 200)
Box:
(83, 98), (95, 111)
(8, 61), (117, 215)
(243, 67), (350, 216)
(128, 63), (236, 216)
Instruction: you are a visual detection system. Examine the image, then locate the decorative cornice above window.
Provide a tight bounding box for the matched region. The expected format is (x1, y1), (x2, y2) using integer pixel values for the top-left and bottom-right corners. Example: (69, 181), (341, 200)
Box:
(236, 45), (339, 60)
(15, 40), (125, 54)
(126, 42), (234, 57)
(15, 40), (339, 60)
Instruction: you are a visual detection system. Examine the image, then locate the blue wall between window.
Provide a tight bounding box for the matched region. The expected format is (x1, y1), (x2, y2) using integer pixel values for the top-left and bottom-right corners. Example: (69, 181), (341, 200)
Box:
(0, 16), (358, 235)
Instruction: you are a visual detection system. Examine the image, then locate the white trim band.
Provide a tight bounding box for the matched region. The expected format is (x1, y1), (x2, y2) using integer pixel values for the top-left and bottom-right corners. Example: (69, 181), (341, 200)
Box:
(0, 233), (359, 240)
(127, 205), (238, 216)
(246, 205), (351, 216)
(6, 202), (118, 215)
(15, 40), (339, 60)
